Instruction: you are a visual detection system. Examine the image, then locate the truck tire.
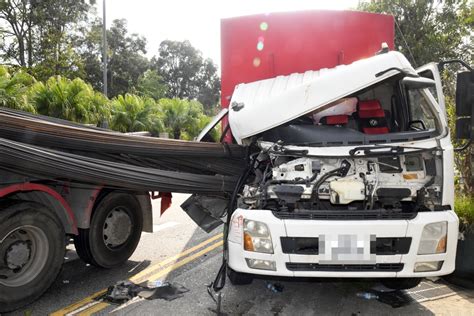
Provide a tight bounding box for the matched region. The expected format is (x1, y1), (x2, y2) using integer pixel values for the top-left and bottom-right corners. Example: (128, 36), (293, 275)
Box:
(227, 266), (253, 285)
(74, 192), (143, 268)
(381, 278), (422, 290)
(0, 202), (65, 313)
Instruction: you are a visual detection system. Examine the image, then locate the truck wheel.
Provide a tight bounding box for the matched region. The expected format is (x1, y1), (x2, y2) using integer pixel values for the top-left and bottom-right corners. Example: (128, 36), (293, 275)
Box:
(74, 193), (143, 268)
(381, 278), (422, 290)
(227, 266), (253, 285)
(0, 202), (65, 313)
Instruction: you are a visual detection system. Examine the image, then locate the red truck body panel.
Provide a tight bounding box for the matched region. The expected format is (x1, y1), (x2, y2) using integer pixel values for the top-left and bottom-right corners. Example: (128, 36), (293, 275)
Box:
(220, 10), (394, 141)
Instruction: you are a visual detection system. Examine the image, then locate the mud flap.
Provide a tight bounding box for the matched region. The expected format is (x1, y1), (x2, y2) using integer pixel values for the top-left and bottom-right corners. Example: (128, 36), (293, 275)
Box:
(180, 194), (229, 233)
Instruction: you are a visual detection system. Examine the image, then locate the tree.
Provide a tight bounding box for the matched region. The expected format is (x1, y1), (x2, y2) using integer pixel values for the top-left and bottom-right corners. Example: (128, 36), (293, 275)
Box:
(159, 98), (207, 140)
(134, 69), (167, 100)
(358, 0), (473, 67)
(152, 40), (220, 114)
(0, 0), (92, 77)
(80, 19), (150, 98)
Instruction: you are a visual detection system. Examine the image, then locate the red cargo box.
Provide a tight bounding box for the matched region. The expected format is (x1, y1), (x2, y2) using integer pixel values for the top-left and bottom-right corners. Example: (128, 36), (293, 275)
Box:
(221, 10), (394, 107)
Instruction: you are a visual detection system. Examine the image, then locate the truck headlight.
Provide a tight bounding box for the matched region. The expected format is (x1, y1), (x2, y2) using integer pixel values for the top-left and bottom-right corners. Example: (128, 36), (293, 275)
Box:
(418, 222), (447, 255)
(243, 219), (274, 254)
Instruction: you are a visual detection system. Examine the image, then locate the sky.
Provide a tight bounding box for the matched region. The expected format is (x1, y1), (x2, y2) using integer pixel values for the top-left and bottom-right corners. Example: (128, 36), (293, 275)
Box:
(97, 0), (360, 69)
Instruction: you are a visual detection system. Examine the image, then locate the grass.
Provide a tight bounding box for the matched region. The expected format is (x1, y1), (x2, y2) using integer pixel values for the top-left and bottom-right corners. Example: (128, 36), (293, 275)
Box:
(455, 195), (474, 232)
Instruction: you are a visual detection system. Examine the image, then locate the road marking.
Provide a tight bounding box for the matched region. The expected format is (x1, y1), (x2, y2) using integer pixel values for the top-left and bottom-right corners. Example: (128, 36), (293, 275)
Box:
(76, 302), (109, 316)
(50, 290), (107, 316)
(142, 239), (223, 283)
(72, 240), (224, 315)
(152, 221), (179, 232)
(52, 233), (223, 315)
(130, 233), (223, 281)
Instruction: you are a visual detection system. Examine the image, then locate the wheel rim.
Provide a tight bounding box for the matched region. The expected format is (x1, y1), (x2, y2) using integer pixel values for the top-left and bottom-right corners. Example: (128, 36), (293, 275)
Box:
(102, 206), (133, 250)
(0, 225), (49, 287)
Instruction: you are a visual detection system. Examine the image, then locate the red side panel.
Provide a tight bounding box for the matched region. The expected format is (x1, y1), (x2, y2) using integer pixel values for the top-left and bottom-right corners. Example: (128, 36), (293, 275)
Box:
(220, 10), (394, 141)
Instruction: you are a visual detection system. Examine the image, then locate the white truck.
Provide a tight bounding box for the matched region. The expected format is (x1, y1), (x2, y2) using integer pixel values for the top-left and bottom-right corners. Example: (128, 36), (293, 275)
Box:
(194, 50), (473, 291)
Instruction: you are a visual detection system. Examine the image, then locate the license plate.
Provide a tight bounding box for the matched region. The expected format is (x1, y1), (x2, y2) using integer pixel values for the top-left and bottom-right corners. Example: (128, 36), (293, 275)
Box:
(319, 234), (376, 264)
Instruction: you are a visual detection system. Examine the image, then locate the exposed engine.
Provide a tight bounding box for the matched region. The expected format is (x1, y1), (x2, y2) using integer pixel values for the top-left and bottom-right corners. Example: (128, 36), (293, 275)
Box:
(240, 143), (443, 215)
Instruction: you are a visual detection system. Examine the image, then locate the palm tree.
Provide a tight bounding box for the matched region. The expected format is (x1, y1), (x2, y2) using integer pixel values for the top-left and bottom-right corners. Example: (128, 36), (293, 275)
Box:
(159, 98), (207, 140)
(0, 66), (36, 113)
(29, 76), (110, 124)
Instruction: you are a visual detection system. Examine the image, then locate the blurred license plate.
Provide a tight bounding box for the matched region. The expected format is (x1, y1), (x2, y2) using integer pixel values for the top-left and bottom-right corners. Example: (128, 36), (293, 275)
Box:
(319, 234), (376, 264)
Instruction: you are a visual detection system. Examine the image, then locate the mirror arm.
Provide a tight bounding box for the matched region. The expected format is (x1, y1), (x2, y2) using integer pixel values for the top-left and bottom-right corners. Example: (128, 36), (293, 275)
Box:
(438, 60), (473, 72)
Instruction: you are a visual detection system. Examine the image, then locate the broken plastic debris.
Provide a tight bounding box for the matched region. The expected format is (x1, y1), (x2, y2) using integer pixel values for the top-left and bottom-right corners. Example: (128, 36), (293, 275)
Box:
(356, 292), (378, 300)
(265, 282), (284, 293)
(147, 280), (163, 288)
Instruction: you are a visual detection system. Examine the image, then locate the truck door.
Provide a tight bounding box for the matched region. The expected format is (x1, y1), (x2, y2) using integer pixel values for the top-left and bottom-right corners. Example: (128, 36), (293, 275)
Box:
(416, 63), (447, 123)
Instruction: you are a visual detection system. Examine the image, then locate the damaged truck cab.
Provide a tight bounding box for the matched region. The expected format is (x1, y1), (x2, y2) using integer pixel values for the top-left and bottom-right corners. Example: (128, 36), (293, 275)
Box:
(191, 11), (473, 290)
(225, 51), (465, 289)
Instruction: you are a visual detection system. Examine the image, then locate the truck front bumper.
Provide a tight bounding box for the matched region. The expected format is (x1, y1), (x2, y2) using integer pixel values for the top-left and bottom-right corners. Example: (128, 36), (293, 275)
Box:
(227, 208), (458, 278)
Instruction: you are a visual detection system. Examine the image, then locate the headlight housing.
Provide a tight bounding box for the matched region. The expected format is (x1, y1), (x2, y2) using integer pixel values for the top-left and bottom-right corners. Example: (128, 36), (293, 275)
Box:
(418, 221), (447, 255)
(243, 219), (274, 254)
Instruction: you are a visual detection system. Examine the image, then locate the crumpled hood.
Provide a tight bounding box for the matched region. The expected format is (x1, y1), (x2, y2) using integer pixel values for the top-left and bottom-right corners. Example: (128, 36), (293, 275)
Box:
(228, 51), (415, 144)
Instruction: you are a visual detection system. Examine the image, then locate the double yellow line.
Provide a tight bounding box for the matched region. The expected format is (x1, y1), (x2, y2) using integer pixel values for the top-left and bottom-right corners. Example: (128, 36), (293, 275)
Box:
(51, 233), (223, 316)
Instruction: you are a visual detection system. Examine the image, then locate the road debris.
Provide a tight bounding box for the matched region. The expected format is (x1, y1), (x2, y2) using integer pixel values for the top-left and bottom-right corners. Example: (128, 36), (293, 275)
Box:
(104, 280), (189, 304)
(356, 292), (378, 300)
(265, 282), (284, 293)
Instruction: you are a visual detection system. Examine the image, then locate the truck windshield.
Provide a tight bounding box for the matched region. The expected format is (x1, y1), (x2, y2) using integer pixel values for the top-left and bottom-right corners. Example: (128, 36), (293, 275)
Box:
(407, 88), (438, 130)
(261, 75), (442, 147)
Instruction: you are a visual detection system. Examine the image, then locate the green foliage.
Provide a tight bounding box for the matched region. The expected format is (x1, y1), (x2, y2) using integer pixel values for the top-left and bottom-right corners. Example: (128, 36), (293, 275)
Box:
(81, 19), (150, 98)
(455, 195), (474, 231)
(152, 40), (220, 114)
(134, 69), (168, 100)
(358, 0), (473, 66)
(110, 93), (161, 133)
(0, 0), (91, 75)
(29, 76), (110, 124)
(0, 66), (214, 141)
(159, 98), (209, 140)
(0, 66), (36, 112)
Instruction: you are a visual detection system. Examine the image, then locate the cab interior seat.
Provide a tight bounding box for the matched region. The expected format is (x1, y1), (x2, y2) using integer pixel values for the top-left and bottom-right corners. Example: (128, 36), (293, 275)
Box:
(355, 99), (390, 134)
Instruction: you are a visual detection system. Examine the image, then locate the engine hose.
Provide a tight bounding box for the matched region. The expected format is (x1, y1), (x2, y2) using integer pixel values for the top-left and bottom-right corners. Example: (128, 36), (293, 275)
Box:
(310, 167), (347, 205)
(211, 149), (257, 292)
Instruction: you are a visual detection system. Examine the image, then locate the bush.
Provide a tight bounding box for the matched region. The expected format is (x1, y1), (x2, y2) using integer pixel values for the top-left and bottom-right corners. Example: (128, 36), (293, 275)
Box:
(455, 195), (474, 232)
(0, 66), (37, 113)
(29, 76), (110, 124)
(159, 98), (208, 140)
(110, 94), (164, 134)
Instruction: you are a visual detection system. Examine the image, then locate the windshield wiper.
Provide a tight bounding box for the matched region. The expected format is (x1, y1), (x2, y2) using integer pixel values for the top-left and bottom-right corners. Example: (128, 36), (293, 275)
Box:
(349, 145), (437, 156)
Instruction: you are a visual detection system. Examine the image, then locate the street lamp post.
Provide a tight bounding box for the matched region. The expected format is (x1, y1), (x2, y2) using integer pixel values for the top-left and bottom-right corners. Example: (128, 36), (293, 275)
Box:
(102, 0), (108, 97)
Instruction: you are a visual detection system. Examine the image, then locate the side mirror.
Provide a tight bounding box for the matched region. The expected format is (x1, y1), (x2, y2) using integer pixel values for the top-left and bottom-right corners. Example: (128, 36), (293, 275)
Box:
(455, 71), (474, 140)
(401, 76), (436, 89)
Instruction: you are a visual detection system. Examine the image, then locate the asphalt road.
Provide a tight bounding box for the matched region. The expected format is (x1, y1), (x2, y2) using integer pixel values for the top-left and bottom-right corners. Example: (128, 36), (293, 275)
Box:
(9, 194), (474, 315)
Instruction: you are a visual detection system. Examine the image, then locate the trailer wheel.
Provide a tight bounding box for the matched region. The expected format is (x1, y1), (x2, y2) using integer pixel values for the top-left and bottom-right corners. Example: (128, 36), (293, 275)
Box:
(381, 278), (422, 290)
(74, 193), (143, 268)
(227, 266), (253, 285)
(0, 202), (65, 313)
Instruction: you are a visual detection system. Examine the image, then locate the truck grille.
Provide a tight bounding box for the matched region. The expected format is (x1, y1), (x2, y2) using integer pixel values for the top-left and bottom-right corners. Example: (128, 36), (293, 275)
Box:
(286, 263), (404, 272)
(273, 210), (417, 220)
(280, 237), (411, 255)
